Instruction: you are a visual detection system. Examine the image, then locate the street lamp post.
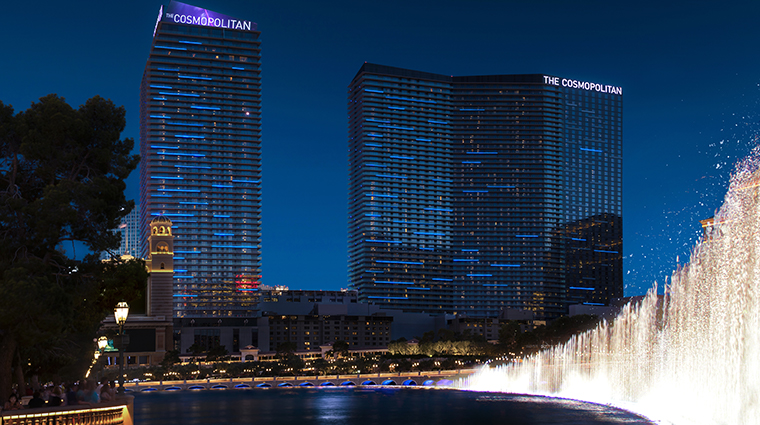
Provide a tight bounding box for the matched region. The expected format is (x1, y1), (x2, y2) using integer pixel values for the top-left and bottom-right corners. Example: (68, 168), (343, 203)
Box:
(96, 336), (108, 383)
(114, 302), (130, 395)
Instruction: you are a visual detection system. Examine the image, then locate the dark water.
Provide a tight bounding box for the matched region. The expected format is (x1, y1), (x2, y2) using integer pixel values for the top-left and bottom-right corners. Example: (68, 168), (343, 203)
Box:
(133, 388), (654, 425)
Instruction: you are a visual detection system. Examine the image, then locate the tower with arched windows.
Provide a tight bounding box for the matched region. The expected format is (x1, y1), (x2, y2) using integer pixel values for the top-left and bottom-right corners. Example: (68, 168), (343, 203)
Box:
(147, 216), (174, 319)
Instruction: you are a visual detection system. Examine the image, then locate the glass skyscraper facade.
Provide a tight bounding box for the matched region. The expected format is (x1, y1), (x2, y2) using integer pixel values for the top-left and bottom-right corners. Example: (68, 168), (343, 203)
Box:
(139, 1), (262, 318)
(348, 64), (622, 319)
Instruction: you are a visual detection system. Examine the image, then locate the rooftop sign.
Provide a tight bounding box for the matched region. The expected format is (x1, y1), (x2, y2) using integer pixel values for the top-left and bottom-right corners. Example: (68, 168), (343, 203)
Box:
(161, 1), (256, 32)
(543, 75), (622, 96)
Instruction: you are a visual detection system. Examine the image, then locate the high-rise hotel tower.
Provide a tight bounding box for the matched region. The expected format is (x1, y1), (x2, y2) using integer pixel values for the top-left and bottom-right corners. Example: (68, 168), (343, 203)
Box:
(348, 64), (622, 319)
(140, 1), (262, 318)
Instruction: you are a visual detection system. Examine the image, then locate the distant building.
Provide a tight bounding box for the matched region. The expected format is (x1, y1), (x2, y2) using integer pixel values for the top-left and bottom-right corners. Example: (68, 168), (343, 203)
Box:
(261, 313), (393, 353)
(139, 1), (262, 319)
(100, 205), (140, 259)
(348, 64), (623, 319)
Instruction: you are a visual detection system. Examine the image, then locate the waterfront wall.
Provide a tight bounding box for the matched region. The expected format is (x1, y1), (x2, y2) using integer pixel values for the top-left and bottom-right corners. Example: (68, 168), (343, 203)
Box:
(0, 396), (133, 425)
(124, 369), (476, 391)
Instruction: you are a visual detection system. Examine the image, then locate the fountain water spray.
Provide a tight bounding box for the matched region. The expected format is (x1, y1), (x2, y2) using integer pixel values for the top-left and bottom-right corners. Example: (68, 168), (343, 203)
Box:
(463, 150), (760, 425)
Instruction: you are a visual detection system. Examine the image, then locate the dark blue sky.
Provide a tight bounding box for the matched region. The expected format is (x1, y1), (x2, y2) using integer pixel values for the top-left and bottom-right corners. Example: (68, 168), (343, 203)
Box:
(2, 0), (757, 296)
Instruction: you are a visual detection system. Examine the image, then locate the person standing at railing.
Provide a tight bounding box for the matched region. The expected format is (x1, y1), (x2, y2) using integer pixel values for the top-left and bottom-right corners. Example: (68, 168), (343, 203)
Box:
(27, 391), (46, 409)
(3, 393), (23, 411)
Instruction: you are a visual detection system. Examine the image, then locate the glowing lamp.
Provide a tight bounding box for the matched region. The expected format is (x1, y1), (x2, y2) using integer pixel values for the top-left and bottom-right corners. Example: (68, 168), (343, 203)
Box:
(97, 336), (108, 350)
(114, 302), (130, 326)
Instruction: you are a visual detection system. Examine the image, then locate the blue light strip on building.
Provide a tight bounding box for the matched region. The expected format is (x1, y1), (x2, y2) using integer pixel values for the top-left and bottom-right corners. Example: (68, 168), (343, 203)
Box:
(432, 278), (453, 281)
(190, 106), (221, 110)
(580, 148), (603, 153)
(365, 89), (384, 93)
(211, 245), (258, 249)
(516, 235), (539, 238)
(380, 125), (414, 130)
(375, 281), (414, 285)
(385, 95), (436, 104)
(491, 264), (521, 267)
(155, 45), (187, 50)
(594, 250), (619, 253)
(376, 260), (423, 265)
(466, 152), (498, 154)
(467, 274), (493, 277)
(159, 91), (199, 97)
(390, 155), (415, 160)
(179, 75), (212, 80)
(453, 259), (478, 262)
(407, 287), (431, 290)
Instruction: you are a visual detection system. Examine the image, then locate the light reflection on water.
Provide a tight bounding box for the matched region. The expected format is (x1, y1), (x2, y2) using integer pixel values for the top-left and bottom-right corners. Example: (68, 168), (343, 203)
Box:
(134, 388), (654, 425)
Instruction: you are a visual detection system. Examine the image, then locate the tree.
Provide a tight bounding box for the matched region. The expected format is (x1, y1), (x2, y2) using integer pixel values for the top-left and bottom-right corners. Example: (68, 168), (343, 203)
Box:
(161, 350), (181, 368)
(0, 95), (143, 400)
(205, 345), (229, 362)
(331, 340), (349, 358)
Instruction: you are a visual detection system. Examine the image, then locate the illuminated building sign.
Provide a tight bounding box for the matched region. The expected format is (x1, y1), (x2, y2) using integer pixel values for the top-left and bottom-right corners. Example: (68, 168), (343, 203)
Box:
(162, 1), (256, 32)
(543, 75), (622, 95)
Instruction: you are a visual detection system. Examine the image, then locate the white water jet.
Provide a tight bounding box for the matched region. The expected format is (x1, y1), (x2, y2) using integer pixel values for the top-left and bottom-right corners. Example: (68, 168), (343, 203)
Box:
(462, 151), (760, 425)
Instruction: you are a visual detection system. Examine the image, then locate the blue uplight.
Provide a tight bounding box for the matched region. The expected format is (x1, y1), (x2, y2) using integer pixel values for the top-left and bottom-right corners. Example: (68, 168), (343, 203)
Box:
(191, 106), (221, 110)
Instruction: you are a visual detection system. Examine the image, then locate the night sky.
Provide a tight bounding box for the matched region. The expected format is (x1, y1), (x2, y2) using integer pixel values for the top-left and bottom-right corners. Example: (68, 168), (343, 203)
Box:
(2, 0), (758, 296)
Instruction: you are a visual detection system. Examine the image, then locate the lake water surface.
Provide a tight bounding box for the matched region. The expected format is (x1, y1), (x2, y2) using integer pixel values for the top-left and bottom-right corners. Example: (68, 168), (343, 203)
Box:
(133, 388), (654, 425)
